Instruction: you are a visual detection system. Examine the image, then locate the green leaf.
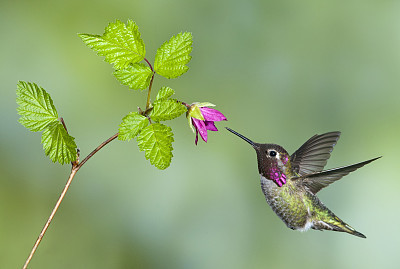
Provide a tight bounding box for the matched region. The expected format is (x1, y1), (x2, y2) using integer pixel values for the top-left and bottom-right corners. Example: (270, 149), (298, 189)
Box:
(155, 86), (175, 101)
(154, 32), (193, 79)
(16, 81), (59, 132)
(137, 123), (174, 170)
(151, 99), (186, 122)
(79, 20), (146, 70)
(41, 121), (77, 165)
(118, 112), (148, 141)
(114, 63), (153, 90)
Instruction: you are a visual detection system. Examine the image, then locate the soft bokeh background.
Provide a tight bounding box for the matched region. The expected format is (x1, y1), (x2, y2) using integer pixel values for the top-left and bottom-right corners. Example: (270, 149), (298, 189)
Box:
(1, 0), (399, 268)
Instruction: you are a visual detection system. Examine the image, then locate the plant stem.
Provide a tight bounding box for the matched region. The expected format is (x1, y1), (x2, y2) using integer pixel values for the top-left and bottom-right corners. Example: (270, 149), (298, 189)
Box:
(59, 117), (68, 133)
(22, 132), (119, 269)
(144, 57), (155, 111)
(22, 168), (78, 269)
(179, 101), (191, 109)
(146, 74), (155, 110)
(144, 58), (154, 72)
(77, 133), (119, 169)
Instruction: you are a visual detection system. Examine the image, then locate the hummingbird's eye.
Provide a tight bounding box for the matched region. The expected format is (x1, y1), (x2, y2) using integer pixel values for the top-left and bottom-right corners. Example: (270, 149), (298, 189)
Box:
(269, 150), (277, 157)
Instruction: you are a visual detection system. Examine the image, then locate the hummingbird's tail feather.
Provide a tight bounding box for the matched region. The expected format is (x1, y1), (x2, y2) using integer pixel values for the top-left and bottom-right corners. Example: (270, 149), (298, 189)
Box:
(312, 219), (366, 238)
(345, 227), (367, 238)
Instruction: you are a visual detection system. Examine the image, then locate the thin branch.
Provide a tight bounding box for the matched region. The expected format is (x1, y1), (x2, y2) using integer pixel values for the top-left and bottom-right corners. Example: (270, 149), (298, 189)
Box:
(145, 73), (155, 110)
(22, 132), (119, 269)
(179, 101), (191, 109)
(76, 133), (119, 169)
(143, 57), (155, 111)
(144, 57), (154, 72)
(22, 168), (78, 269)
(59, 117), (68, 133)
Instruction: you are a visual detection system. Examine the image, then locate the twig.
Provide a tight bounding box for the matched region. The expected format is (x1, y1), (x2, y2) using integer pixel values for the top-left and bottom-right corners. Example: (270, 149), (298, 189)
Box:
(146, 74), (155, 110)
(144, 57), (155, 110)
(59, 117), (68, 133)
(22, 132), (119, 269)
(22, 168), (78, 269)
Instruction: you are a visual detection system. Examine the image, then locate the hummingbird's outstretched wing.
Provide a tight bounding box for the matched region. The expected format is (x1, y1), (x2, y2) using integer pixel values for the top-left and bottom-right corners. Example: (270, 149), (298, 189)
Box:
(295, 157), (381, 194)
(290, 132), (341, 176)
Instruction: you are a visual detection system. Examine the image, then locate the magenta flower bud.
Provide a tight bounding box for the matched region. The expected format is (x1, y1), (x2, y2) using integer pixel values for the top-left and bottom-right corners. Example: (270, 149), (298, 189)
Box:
(187, 103), (227, 145)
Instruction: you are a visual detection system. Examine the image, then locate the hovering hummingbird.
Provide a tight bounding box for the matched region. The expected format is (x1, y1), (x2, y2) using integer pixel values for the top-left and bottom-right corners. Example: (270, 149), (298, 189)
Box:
(226, 128), (380, 238)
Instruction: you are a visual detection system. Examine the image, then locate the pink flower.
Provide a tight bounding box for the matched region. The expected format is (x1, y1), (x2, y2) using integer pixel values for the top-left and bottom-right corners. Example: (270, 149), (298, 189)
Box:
(187, 103), (227, 145)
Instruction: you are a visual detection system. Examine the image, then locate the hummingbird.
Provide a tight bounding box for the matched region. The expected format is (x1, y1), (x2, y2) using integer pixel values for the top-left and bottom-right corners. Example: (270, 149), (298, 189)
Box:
(226, 127), (380, 238)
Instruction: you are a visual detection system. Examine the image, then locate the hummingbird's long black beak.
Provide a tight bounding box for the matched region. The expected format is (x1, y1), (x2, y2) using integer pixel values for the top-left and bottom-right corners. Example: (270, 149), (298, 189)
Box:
(225, 127), (256, 147)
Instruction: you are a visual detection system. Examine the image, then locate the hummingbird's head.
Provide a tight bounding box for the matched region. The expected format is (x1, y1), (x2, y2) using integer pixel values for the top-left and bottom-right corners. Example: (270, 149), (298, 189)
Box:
(226, 127), (290, 187)
(255, 143), (290, 187)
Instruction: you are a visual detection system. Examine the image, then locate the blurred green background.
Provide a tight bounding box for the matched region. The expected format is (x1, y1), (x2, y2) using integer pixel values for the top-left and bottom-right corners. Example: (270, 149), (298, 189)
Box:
(1, 0), (399, 268)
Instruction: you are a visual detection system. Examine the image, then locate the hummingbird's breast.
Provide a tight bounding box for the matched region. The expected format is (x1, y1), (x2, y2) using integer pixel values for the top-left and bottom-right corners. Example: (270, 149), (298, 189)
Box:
(260, 176), (312, 230)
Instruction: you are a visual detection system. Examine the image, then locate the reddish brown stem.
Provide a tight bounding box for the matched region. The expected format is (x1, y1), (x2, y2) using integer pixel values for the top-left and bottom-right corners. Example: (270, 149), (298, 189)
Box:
(22, 133), (119, 269)
(146, 73), (155, 110)
(143, 57), (155, 111)
(144, 57), (154, 72)
(59, 117), (68, 133)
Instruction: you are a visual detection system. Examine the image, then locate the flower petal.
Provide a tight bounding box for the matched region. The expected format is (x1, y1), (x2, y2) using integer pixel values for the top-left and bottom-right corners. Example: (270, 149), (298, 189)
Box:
(191, 118), (203, 132)
(205, 121), (218, 131)
(192, 118), (207, 142)
(200, 107), (227, 122)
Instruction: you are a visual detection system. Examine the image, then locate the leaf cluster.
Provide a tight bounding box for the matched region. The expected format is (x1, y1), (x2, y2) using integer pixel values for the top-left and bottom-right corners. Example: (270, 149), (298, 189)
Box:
(79, 20), (193, 169)
(17, 20), (193, 169)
